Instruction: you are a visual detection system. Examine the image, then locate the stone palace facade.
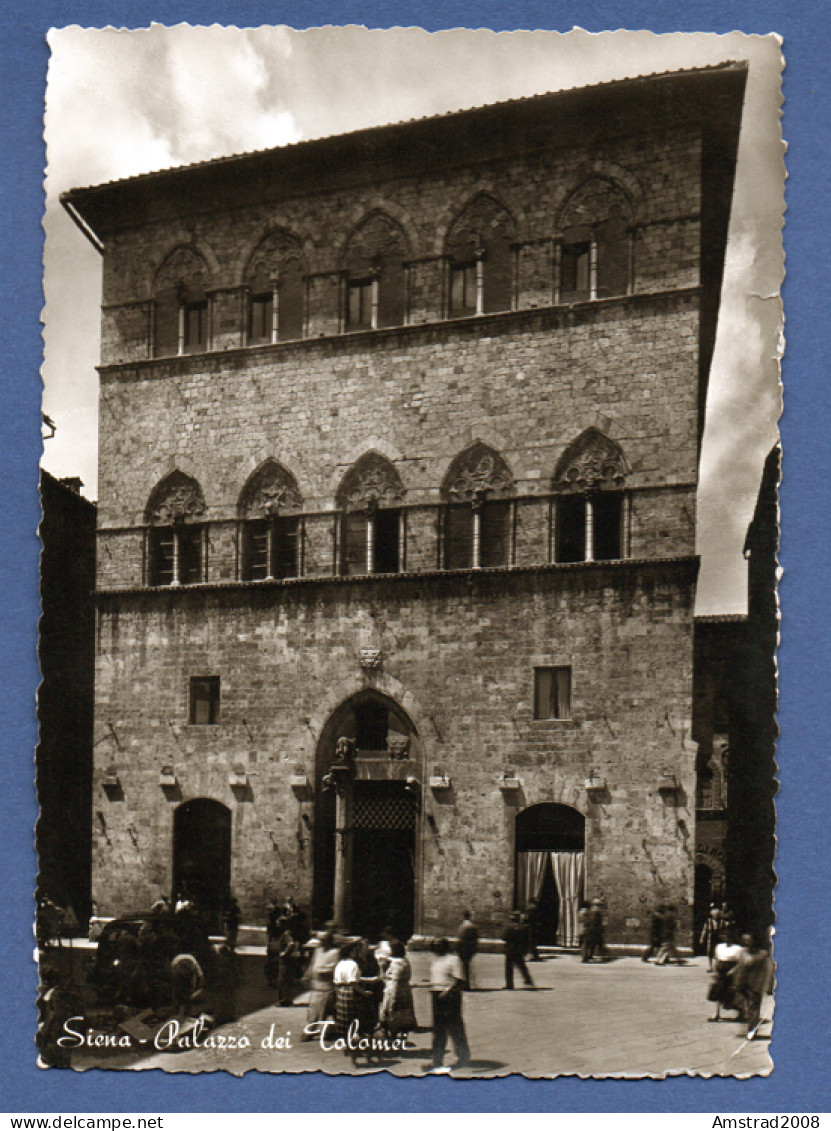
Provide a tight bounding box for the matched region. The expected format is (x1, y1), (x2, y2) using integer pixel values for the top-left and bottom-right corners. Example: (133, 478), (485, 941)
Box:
(63, 62), (748, 946)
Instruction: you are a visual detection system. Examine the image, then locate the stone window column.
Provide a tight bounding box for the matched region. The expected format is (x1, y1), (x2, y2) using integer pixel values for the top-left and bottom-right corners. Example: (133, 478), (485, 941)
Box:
(474, 247), (486, 315)
(177, 304), (186, 356)
(589, 234), (599, 301)
(271, 276), (280, 344)
(170, 528), (181, 585)
(370, 268), (380, 330)
(366, 509), (376, 574)
(584, 495), (595, 562)
(471, 494), (484, 569)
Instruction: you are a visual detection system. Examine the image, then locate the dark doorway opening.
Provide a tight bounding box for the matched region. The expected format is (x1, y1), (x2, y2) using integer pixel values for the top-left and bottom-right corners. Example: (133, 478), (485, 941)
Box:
(693, 861), (719, 955)
(351, 780), (416, 941)
(173, 798), (232, 934)
(515, 803), (585, 947)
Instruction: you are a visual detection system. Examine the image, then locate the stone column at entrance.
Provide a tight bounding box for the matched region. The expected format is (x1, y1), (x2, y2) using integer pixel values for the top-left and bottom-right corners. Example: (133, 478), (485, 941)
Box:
(322, 736), (357, 930)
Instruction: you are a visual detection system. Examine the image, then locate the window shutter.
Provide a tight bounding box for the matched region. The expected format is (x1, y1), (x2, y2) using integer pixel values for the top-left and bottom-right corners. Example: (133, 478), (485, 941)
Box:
(480, 500), (511, 567)
(342, 512), (367, 574)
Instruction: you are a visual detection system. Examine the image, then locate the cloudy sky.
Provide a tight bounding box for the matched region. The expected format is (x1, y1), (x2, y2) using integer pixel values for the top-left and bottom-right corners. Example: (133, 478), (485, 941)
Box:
(41, 26), (783, 614)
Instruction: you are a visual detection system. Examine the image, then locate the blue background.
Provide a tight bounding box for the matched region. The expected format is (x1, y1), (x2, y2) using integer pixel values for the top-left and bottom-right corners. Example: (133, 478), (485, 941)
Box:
(1, 0), (827, 1113)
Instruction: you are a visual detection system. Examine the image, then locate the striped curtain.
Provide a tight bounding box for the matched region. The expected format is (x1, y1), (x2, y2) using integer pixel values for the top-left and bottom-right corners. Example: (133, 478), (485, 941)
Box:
(515, 851), (549, 912)
(550, 851), (585, 947)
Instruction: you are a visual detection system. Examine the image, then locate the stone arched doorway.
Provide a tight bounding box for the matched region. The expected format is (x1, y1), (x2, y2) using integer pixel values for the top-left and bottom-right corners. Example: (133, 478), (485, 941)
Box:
(313, 690), (421, 940)
(515, 802), (585, 947)
(172, 798), (232, 934)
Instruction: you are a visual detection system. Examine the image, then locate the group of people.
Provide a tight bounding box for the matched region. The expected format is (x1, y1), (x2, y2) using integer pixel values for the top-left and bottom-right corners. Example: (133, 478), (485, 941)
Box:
(703, 908), (773, 1038)
(265, 896), (311, 1004)
(297, 924), (419, 1065)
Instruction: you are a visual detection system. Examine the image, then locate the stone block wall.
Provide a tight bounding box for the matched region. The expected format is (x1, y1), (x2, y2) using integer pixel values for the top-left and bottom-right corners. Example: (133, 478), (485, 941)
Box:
(92, 559), (698, 944)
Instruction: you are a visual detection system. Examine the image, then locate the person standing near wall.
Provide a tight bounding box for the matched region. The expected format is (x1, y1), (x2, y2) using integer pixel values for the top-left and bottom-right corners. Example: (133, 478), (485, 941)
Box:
(503, 911), (535, 989)
(456, 910), (479, 990)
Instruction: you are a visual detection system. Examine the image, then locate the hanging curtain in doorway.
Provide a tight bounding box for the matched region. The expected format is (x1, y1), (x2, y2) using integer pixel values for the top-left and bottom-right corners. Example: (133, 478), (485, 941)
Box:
(550, 851), (585, 947)
(516, 851), (549, 911)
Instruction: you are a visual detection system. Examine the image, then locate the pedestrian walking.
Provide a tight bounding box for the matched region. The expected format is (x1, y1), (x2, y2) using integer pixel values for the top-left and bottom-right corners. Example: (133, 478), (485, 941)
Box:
(655, 904), (685, 965)
(641, 905), (665, 963)
(718, 902), (736, 941)
(456, 910), (479, 990)
(426, 937), (470, 1072)
(503, 911), (535, 989)
(524, 900), (542, 961)
(699, 903), (721, 970)
(303, 922), (340, 1038)
(706, 929), (743, 1022)
(731, 932), (773, 1038)
(379, 939), (417, 1040)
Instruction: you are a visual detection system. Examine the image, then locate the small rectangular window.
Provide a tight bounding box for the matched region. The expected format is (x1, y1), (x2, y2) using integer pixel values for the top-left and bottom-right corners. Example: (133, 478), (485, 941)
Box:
(149, 528), (176, 586)
(534, 667), (571, 720)
(561, 242), (590, 302)
(556, 494), (586, 563)
(179, 526), (203, 584)
(444, 504), (473, 569)
(190, 676), (220, 725)
(184, 301), (207, 351)
(593, 492), (623, 561)
(347, 280), (373, 329)
(374, 508), (400, 574)
(449, 263), (476, 317)
(480, 500), (511, 567)
(249, 293), (273, 344)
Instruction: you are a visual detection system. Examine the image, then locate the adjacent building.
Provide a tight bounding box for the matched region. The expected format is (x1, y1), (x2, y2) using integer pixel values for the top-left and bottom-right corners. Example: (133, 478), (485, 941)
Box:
(63, 63), (749, 945)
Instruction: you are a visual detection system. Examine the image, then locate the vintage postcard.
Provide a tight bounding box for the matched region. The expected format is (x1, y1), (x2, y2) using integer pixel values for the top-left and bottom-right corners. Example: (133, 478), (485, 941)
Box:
(37, 25), (783, 1078)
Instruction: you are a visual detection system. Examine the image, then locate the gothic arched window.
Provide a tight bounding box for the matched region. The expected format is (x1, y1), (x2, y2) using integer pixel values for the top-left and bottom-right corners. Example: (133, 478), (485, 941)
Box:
(145, 470), (207, 586)
(153, 247), (211, 357)
(337, 454), (405, 575)
(553, 430), (629, 563)
(342, 213), (409, 331)
(557, 179), (633, 303)
(442, 443), (515, 569)
(245, 229), (306, 345)
(445, 195), (516, 318)
(238, 461), (303, 580)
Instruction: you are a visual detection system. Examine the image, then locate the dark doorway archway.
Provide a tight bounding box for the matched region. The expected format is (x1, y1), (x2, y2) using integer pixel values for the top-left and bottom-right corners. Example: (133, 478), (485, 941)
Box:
(313, 691), (419, 939)
(173, 798), (232, 934)
(515, 803), (585, 947)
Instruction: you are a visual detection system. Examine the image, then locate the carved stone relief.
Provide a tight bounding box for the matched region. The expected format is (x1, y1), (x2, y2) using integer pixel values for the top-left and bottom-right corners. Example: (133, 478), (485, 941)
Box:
(554, 431), (628, 491)
(148, 472), (206, 524)
(339, 454), (405, 510)
(240, 462), (303, 517)
(446, 444), (514, 500)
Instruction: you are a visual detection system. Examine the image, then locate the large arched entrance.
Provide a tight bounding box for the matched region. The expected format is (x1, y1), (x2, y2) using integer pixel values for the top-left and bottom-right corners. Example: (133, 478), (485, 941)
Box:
(173, 798), (232, 934)
(515, 803), (585, 947)
(313, 691), (420, 940)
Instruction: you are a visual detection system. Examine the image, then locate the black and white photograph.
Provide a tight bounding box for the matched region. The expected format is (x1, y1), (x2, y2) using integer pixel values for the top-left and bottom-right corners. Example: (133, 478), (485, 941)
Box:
(37, 25), (783, 1078)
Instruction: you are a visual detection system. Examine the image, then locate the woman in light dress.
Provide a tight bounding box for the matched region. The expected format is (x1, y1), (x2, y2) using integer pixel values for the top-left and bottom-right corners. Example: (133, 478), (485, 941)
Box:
(303, 923), (340, 1038)
(379, 939), (417, 1041)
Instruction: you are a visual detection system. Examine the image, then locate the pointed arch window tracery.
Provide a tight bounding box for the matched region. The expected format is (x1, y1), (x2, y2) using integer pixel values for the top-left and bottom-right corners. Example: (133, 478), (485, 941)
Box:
(342, 213), (410, 331)
(445, 195), (516, 318)
(245, 229), (306, 344)
(552, 430), (630, 563)
(238, 461), (304, 580)
(442, 443), (515, 569)
(337, 453), (405, 575)
(556, 178), (634, 303)
(153, 247), (212, 358)
(145, 470), (207, 585)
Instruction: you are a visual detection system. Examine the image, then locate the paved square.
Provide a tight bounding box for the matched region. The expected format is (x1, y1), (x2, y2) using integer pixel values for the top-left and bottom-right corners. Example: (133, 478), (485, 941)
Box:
(71, 952), (772, 1078)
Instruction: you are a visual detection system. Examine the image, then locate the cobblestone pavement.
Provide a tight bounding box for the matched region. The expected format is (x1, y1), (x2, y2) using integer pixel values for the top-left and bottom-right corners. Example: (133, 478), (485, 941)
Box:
(73, 953), (773, 1078)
